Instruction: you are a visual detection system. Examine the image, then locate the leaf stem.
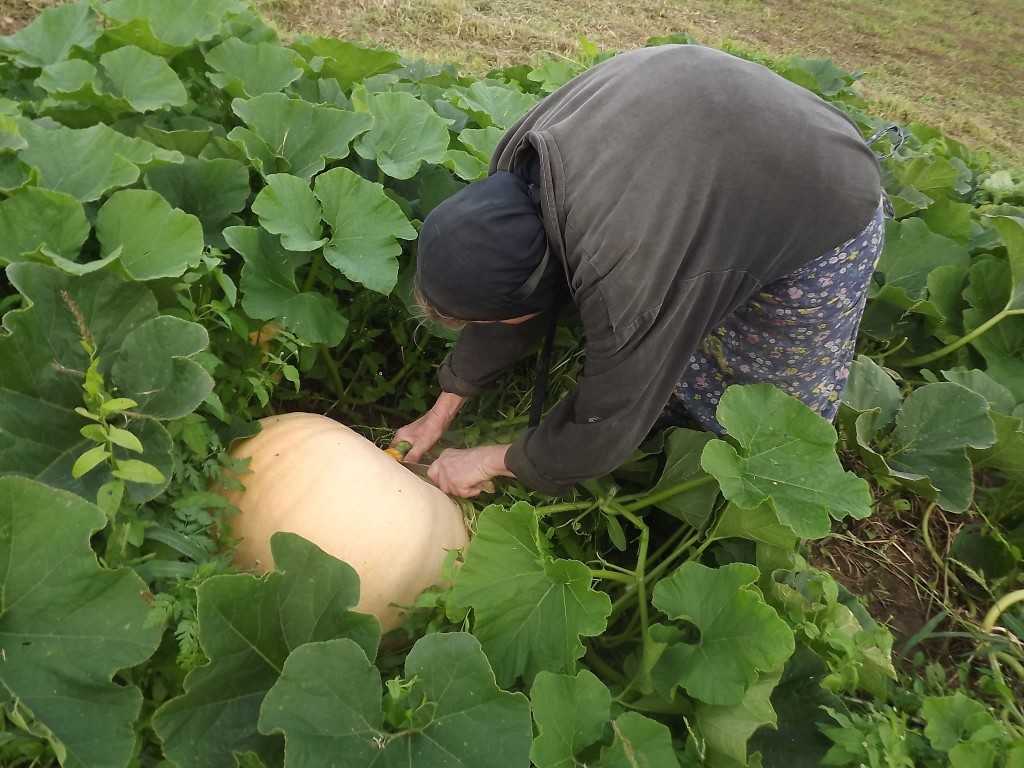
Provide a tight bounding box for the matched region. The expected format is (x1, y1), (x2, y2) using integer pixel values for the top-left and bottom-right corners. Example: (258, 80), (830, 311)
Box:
(590, 569), (636, 585)
(319, 345), (345, 400)
(609, 530), (701, 620)
(621, 475), (717, 513)
(894, 308), (1022, 367)
(302, 251), (324, 292)
(585, 646), (626, 685)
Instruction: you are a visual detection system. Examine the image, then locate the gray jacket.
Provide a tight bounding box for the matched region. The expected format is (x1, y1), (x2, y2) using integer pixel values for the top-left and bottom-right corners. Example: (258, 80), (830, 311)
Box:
(438, 44), (881, 494)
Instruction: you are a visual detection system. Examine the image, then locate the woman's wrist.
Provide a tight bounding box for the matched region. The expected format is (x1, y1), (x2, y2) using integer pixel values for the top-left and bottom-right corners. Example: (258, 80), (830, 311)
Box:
(484, 444), (515, 478)
(431, 391), (465, 425)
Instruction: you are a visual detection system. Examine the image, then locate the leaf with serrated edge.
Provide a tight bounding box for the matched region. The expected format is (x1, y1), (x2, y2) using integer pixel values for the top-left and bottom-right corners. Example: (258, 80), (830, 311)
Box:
(96, 189), (204, 280)
(314, 167), (416, 294)
(153, 533), (380, 768)
(448, 501), (611, 687)
(651, 562), (794, 706)
(258, 632), (532, 768)
(232, 93), (371, 180)
(0, 187), (89, 264)
(0, 477), (162, 768)
(530, 670), (611, 768)
(354, 89), (451, 179)
(252, 174), (327, 252)
(700, 384), (872, 539)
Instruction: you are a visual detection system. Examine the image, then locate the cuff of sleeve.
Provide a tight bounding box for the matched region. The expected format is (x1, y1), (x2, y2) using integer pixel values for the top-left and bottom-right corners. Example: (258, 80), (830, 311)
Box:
(438, 355), (483, 398)
(506, 433), (574, 497)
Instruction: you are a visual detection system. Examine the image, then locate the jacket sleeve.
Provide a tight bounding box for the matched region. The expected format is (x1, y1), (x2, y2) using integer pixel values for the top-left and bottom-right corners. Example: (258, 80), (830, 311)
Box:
(438, 313), (550, 397)
(505, 270), (758, 495)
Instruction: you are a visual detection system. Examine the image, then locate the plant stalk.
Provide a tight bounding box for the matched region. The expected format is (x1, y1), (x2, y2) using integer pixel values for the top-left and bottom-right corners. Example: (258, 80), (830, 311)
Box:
(895, 308), (1022, 367)
(302, 252), (324, 292)
(319, 345), (345, 400)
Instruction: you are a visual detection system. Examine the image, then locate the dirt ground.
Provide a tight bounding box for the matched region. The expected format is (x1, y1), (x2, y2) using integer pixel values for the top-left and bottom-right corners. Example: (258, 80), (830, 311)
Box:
(2, 0), (1023, 164)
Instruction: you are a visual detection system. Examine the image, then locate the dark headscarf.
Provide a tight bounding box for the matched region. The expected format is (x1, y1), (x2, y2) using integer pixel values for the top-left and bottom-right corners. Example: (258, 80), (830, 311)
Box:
(416, 170), (561, 321)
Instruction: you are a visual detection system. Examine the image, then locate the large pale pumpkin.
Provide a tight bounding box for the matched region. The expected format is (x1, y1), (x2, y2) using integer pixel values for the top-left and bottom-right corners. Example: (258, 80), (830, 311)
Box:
(222, 412), (468, 631)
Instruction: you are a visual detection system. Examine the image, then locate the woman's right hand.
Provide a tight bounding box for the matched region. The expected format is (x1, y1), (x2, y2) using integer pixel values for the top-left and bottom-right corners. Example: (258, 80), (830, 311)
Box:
(390, 392), (466, 463)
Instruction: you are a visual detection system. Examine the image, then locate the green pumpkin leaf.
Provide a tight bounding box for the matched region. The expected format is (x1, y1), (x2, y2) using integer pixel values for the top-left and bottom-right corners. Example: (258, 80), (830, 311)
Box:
(941, 368), (1017, 415)
(226, 225), (348, 345)
(252, 173), (327, 252)
(153, 532), (380, 768)
(448, 502), (612, 687)
(314, 166), (416, 294)
(459, 126), (504, 162)
(700, 384), (872, 539)
(145, 156), (250, 245)
(290, 37), (402, 89)
(353, 88), (451, 179)
(96, 189), (204, 280)
(0, 263), (210, 501)
(963, 256), (1024, 402)
(649, 427), (718, 528)
(651, 562), (794, 706)
(17, 118), (182, 201)
(0, 187), (89, 265)
(35, 58), (129, 115)
(99, 0), (244, 49)
(444, 81), (538, 129)
(232, 93), (372, 180)
(258, 633), (533, 768)
(99, 44), (187, 112)
(444, 148), (487, 180)
(694, 670), (780, 768)
(885, 382), (995, 512)
(711, 502), (798, 549)
(874, 218), (970, 303)
(0, 0), (100, 67)
(0, 115), (26, 152)
(0, 476), (162, 768)
(530, 670), (611, 768)
(922, 693), (1000, 753)
(528, 59), (582, 93)
(600, 712), (681, 768)
(206, 38), (305, 98)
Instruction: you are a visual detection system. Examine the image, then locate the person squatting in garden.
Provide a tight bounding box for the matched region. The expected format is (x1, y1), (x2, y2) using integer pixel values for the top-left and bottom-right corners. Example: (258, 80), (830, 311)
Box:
(392, 43), (886, 498)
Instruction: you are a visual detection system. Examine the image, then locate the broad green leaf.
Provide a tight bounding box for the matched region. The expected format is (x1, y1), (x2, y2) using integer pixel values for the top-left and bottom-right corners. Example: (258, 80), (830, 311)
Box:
(528, 58), (582, 93)
(895, 155), (969, 196)
(445, 81), (538, 129)
(0, 477), (162, 768)
(778, 56), (852, 96)
(96, 189), (204, 280)
(922, 694), (1000, 753)
(232, 93), (372, 180)
(695, 670), (780, 768)
(290, 37), (402, 89)
(963, 256), (1024, 402)
(17, 118), (182, 201)
(0, 114), (26, 152)
(700, 384), (872, 539)
(0, 154), (33, 193)
(972, 412), (1024, 479)
(600, 713), (680, 768)
(0, 0), (100, 67)
(145, 157), (251, 244)
(651, 562), (794, 706)
(35, 58), (130, 115)
(354, 89), (451, 179)
(919, 196), (976, 243)
(314, 166), (417, 294)
(99, 44), (187, 112)
(530, 670), (611, 768)
(649, 427), (718, 528)
(444, 148), (487, 180)
(137, 117), (218, 156)
(99, 0), (245, 49)
(926, 263), (969, 337)
(941, 368), (1016, 414)
(989, 215), (1024, 311)
(841, 355), (902, 430)
(226, 226), (348, 345)
(459, 126), (504, 162)
(711, 502), (798, 549)
(252, 173), (327, 252)
(0, 187), (89, 264)
(153, 532), (380, 768)
(0, 263), (209, 501)
(224, 126), (284, 175)
(448, 502), (612, 687)
(206, 38), (305, 97)
(258, 633), (532, 768)
(886, 382), (996, 512)
(875, 218), (969, 302)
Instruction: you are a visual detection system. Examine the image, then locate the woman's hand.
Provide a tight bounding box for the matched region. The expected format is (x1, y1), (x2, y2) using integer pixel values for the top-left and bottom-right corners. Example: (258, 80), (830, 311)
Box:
(390, 391), (465, 463)
(428, 444), (514, 498)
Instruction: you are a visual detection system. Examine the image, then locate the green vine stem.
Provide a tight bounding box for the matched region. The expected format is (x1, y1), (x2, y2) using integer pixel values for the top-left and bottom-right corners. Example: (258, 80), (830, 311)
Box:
(590, 569), (636, 585)
(982, 589), (1024, 728)
(894, 308), (1023, 367)
(302, 251), (324, 292)
(319, 345), (345, 400)
(534, 474), (717, 518)
(615, 506), (653, 693)
(983, 589), (1024, 634)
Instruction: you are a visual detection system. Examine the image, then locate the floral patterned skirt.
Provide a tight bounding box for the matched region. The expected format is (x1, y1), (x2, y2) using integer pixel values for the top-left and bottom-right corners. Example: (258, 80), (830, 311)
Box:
(671, 199), (887, 432)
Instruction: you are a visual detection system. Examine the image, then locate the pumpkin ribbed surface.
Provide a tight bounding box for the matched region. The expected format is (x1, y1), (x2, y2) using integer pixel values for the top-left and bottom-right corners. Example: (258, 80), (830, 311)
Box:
(222, 412), (468, 631)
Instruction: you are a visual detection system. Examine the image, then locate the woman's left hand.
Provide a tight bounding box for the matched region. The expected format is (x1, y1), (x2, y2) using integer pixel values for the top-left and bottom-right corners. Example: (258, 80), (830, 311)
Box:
(428, 444), (513, 498)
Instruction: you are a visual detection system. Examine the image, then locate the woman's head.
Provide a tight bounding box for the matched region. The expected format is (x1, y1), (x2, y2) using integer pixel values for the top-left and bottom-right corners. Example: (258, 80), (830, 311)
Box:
(415, 170), (560, 325)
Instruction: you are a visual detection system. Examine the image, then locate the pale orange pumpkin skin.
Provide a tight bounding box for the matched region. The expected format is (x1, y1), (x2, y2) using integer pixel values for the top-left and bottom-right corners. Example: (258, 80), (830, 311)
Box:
(221, 412), (469, 631)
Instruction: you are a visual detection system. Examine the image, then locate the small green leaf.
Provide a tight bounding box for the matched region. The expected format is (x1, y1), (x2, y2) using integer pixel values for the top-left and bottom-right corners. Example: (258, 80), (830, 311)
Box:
(96, 479), (125, 517)
(79, 424), (107, 443)
(314, 167), (417, 294)
(107, 426), (144, 453)
(258, 633), (533, 768)
(0, 187), (90, 265)
(700, 384), (872, 539)
(72, 445), (111, 478)
(922, 693), (1000, 753)
(0, 115), (27, 152)
(96, 189), (204, 280)
(252, 174), (327, 252)
(99, 44), (188, 112)
(112, 458), (166, 484)
(100, 397), (140, 416)
(651, 562), (794, 706)
(449, 502), (612, 687)
(353, 89), (451, 180)
(530, 670), (611, 768)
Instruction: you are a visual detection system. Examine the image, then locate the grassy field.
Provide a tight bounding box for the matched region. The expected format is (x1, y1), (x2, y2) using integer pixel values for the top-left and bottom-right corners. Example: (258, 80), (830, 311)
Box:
(1, 0), (1022, 165)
